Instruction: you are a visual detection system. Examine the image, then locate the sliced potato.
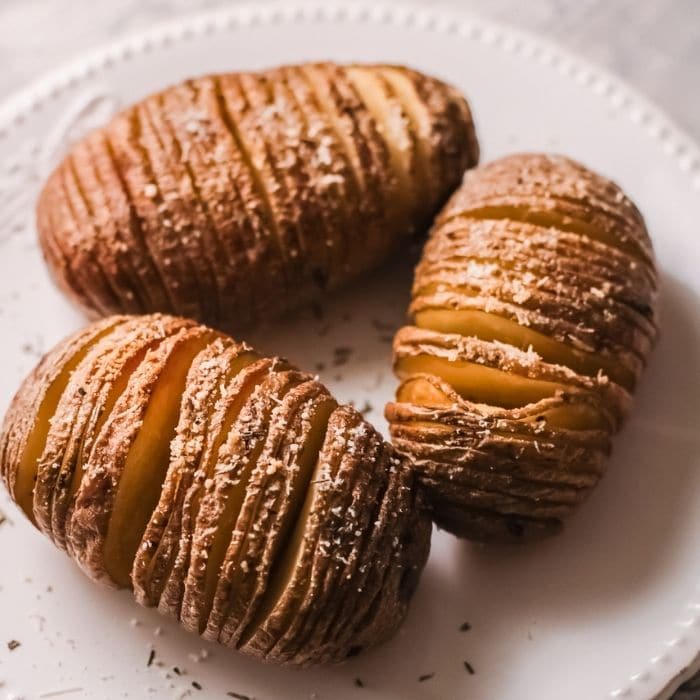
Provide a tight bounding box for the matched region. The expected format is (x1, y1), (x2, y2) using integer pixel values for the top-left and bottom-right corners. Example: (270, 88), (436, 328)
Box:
(37, 62), (479, 329)
(387, 153), (658, 541)
(0, 314), (429, 666)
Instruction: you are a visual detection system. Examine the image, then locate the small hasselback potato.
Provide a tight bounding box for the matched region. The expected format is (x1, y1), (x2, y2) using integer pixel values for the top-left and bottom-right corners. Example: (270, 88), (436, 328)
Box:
(37, 62), (479, 330)
(386, 153), (659, 542)
(0, 315), (431, 666)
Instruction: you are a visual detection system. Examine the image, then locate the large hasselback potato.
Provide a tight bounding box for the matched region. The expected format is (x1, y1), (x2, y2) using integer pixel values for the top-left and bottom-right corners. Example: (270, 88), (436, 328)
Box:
(0, 314), (431, 666)
(385, 153), (659, 543)
(37, 63), (479, 329)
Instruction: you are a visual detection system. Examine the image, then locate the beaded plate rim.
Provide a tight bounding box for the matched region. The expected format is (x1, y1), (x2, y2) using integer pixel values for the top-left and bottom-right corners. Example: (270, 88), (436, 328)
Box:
(0, 2), (698, 698)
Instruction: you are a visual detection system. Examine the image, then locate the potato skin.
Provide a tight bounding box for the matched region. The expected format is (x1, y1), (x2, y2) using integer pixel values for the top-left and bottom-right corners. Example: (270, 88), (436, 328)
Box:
(36, 62), (478, 330)
(0, 314), (431, 666)
(386, 153), (659, 542)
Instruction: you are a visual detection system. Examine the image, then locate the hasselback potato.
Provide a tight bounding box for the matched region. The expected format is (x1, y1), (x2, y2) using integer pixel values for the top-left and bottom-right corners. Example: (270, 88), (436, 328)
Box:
(0, 314), (431, 666)
(385, 153), (659, 542)
(37, 62), (479, 329)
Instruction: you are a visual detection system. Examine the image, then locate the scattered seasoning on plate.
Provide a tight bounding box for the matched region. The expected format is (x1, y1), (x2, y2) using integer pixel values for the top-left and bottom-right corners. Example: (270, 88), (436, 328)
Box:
(354, 678), (364, 688)
(147, 649), (156, 667)
(464, 661), (475, 675)
(371, 319), (394, 332)
(0, 510), (7, 528)
(418, 673), (434, 683)
(191, 681), (202, 690)
(7, 640), (20, 651)
(226, 692), (251, 700)
(172, 667), (182, 676)
(358, 400), (373, 416)
(333, 346), (353, 366)
(315, 362), (326, 372)
(459, 622), (471, 632)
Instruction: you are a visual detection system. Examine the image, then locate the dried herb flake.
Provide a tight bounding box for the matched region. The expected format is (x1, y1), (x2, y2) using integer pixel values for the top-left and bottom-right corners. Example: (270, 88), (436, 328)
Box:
(418, 673), (434, 682)
(354, 677), (364, 688)
(226, 692), (251, 700)
(8, 639), (20, 651)
(464, 661), (475, 675)
(459, 622), (471, 632)
(147, 649), (155, 667)
(359, 400), (372, 416)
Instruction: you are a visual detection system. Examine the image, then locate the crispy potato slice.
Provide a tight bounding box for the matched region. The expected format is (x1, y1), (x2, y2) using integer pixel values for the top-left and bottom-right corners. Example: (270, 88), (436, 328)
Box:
(132, 340), (258, 608)
(233, 392), (337, 646)
(414, 307), (636, 389)
(396, 353), (571, 410)
(102, 329), (218, 587)
(8, 318), (126, 522)
(181, 370), (309, 635)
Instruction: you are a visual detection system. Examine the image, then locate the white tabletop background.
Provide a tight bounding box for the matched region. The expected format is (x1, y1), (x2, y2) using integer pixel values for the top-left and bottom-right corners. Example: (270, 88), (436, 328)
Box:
(0, 0), (698, 697)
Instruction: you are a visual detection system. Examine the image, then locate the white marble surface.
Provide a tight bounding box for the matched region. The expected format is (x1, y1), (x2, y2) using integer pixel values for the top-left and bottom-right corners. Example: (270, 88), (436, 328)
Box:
(0, 1), (698, 698)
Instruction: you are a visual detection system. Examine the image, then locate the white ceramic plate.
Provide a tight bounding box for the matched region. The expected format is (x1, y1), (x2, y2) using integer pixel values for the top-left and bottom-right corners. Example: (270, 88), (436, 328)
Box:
(1, 3), (700, 699)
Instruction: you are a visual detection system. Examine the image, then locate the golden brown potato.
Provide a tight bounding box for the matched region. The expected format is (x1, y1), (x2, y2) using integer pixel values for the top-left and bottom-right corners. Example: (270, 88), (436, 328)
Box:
(386, 153), (659, 542)
(0, 314), (430, 666)
(37, 62), (479, 330)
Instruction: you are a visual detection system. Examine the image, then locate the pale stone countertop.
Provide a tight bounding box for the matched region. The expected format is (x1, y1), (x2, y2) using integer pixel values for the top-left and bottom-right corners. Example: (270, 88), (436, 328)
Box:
(0, 0), (698, 697)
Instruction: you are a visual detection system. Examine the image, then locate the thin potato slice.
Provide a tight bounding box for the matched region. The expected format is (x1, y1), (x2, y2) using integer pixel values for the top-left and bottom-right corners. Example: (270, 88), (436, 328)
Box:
(132, 338), (257, 607)
(414, 307), (636, 389)
(102, 330), (218, 586)
(180, 369), (307, 635)
(48, 317), (189, 549)
(2, 317), (126, 521)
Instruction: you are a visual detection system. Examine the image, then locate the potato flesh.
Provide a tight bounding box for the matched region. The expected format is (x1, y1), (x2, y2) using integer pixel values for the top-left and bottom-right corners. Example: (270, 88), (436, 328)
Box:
(414, 308), (634, 389)
(379, 68), (432, 193)
(346, 67), (413, 215)
(67, 342), (163, 504)
(198, 368), (300, 631)
(103, 333), (217, 587)
(396, 376), (605, 431)
(396, 354), (564, 409)
(454, 205), (648, 263)
(15, 323), (120, 522)
(395, 355), (603, 431)
(240, 397), (337, 639)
